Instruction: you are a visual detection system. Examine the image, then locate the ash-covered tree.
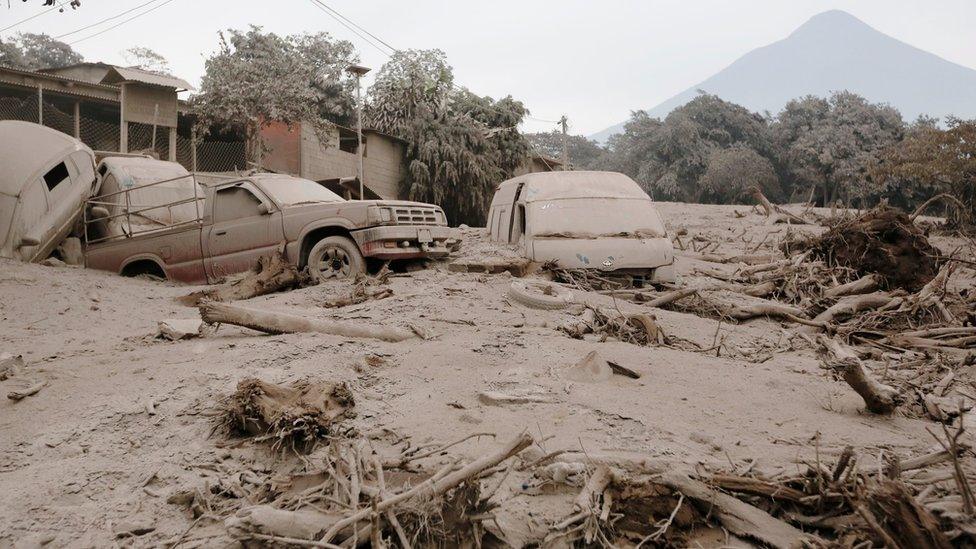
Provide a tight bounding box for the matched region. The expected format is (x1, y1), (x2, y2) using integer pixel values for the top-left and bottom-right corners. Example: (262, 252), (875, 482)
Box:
(603, 93), (778, 202)
(773, 91), (904, 206)
(0, 32), (83, 70)
(523, 130), (608, 169)
(192, 26), (357, 163)
(366, 49), (529, 225)
(121, 46), (171, 75)
(872, 118), (975, 226)
(698, 145), (781, 203)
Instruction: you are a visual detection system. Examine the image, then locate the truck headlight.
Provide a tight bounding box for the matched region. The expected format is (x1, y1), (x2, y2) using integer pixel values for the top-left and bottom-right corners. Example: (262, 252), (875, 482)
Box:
(367, 206), (395, 225)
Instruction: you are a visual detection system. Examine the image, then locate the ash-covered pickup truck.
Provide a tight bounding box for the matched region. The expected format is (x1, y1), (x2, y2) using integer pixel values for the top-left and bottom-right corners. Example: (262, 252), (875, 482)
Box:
(83, 159), (460, 284)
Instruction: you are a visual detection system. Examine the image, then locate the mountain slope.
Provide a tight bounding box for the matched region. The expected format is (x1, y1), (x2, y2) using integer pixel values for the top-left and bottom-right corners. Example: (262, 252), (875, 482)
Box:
(590, 10), (976, 142)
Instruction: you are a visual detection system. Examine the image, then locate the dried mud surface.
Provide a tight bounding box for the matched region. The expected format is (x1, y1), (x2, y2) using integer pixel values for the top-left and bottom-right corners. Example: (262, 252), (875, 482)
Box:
(0, 202), (969, 547)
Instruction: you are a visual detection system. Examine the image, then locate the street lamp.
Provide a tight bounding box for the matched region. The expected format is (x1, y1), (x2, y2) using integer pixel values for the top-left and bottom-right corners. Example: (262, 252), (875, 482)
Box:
(346, 64), (371, 200)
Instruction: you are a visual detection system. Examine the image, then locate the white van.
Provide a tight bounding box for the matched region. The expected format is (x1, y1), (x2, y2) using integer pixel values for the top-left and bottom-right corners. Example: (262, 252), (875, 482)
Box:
(0, 121), (97, 262)
(487, 171), (675, 284)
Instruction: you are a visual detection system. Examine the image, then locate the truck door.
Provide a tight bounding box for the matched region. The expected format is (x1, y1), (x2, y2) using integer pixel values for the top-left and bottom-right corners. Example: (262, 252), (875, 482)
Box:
(204, 181), (284, 282)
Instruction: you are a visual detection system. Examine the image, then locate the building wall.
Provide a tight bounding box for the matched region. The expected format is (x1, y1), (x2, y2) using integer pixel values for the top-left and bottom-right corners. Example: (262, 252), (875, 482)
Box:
(299, 124), (405, 200)
(260, 121), (302, 175)
(513, 156), (560, 176)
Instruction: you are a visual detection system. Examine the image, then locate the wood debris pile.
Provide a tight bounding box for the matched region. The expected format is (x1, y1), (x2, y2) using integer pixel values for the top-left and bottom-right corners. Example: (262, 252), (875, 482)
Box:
(221, 378), (356, 453)
(187, 376), (976, 548)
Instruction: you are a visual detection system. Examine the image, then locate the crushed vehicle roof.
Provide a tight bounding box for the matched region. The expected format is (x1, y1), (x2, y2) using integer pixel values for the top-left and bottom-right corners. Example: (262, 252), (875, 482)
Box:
(496, 171), (652, 202)
(0, 121), (92, 197)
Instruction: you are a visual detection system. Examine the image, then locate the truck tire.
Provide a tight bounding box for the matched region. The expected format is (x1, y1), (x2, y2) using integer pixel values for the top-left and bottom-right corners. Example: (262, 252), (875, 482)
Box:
(307, 236), (366, 281)
(508, 279), (574, 310)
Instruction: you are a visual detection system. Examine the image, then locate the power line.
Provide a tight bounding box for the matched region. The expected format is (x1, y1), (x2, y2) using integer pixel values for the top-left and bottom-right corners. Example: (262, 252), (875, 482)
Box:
(309, 0), (397, 54)
(68, 0), (178, 46)
(56, 0), (162, 39)
(526, 115), (561, 124)
(307, 0), (390, 57)
(306, 0), (563, 130)
(0, 0), (71, 34)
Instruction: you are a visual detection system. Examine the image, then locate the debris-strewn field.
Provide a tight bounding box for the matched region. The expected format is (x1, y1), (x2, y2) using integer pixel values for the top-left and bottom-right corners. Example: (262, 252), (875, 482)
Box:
(2, 202), (975, 548)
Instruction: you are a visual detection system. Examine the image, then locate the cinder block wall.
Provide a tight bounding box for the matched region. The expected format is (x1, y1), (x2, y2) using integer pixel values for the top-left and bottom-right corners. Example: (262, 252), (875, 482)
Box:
(299, 124), (405, 200)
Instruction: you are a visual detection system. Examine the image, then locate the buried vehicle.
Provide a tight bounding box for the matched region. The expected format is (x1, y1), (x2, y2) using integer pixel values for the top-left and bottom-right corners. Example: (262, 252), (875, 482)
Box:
(0, 121), (97, 262)
(487, 171), (675, 284)
(84, 163), (460, 283)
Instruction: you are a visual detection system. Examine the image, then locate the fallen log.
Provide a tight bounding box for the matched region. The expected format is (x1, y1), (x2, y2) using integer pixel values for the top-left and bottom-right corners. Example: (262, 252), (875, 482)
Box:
(749, 186), (809, 226)
(818, 335), (901, 414)
(573, 465), (615, 513)
(7, 379), (46, 401)
(681, 252), (779, 266)
(645, 287), (698, 308)
(708, 474), (806, 503)
(199, 302), (418, 342)
(825, 274), (881, 298)
(182, 252), (311, 305)
(802, 292), (898, 333)
(659, 471), (817, 549)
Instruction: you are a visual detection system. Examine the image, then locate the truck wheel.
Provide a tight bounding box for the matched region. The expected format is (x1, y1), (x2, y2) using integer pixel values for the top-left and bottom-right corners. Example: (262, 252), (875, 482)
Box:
(308, 236), (365, 281)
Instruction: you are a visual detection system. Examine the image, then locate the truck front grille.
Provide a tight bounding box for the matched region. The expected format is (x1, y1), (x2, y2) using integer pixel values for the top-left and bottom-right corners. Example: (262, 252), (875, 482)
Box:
(394, 207), (439, 225)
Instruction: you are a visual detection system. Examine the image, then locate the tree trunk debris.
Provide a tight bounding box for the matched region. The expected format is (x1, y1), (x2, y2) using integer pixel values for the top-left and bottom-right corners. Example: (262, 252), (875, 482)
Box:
(198, 301), (419, 342)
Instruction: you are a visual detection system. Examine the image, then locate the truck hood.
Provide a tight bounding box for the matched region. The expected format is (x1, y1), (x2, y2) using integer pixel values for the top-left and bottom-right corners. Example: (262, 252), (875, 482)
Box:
(529, 235), (674, 271)
(357, 200), (441, 209)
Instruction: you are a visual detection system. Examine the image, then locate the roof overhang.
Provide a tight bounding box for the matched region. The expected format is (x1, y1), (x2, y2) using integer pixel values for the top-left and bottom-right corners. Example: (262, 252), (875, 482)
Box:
(0, 65), (120, 102)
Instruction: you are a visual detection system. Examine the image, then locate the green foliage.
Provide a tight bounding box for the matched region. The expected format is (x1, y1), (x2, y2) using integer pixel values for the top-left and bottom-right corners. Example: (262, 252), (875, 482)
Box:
(366, 49), (529, 225)
(192, 26), (357, 162)
(0, 33), (83, 70)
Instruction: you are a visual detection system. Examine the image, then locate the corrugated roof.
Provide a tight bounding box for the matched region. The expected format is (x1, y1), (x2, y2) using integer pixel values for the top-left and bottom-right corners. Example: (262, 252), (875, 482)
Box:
(100, 66), (194, 91)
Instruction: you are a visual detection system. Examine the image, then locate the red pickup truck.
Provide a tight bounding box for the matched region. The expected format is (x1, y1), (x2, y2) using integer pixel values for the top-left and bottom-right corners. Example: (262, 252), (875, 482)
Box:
(84, 160), (460, 284)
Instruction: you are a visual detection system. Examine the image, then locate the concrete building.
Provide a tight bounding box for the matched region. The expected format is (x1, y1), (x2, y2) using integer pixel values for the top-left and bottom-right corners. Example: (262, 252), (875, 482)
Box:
(260, 121), (407, 200)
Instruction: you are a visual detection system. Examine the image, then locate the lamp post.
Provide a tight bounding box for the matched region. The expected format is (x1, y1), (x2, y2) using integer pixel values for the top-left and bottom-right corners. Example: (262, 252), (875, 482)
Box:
(346, 64), (371, 200)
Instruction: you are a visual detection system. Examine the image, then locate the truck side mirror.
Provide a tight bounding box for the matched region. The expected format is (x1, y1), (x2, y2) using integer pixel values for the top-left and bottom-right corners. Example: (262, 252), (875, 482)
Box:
(257, 203), (270, 215)
(90, 206), (110, 220)
(18, 235), (40, 248)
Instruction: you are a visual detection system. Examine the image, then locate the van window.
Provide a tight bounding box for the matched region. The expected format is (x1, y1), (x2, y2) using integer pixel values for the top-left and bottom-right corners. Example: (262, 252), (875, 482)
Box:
(43, 162), (70, 192)
(214, 185), (263, 223)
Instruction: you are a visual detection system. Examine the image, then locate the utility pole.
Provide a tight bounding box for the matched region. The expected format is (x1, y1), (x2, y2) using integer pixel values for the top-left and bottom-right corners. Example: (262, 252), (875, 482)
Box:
(346, 64), (371, 199)
(559, 115), (569, 170)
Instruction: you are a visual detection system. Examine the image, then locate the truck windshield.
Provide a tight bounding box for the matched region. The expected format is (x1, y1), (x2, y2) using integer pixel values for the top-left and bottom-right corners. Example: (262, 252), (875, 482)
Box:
(528, 198), (666, 238)
(257, 177), (345, 206)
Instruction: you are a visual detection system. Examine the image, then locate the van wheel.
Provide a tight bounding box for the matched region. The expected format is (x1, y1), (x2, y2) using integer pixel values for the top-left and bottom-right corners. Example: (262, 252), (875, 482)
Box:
(508, 279), (574, 310)
(308, 236), (365, 281)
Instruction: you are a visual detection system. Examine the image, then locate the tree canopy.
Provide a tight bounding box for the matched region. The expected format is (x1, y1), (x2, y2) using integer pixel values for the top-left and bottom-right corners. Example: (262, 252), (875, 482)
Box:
(366, 49), (529, 225)
(121, 46), (171, 76)
(872, 117), (975, 225)
(0, 32), (83, 70)
(191, 26), (357, 163)
(773, 91), (904, 205)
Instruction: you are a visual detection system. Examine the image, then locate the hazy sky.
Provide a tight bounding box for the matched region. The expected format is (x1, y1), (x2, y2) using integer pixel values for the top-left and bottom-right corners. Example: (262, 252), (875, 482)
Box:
(2, 0), (974, 135)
